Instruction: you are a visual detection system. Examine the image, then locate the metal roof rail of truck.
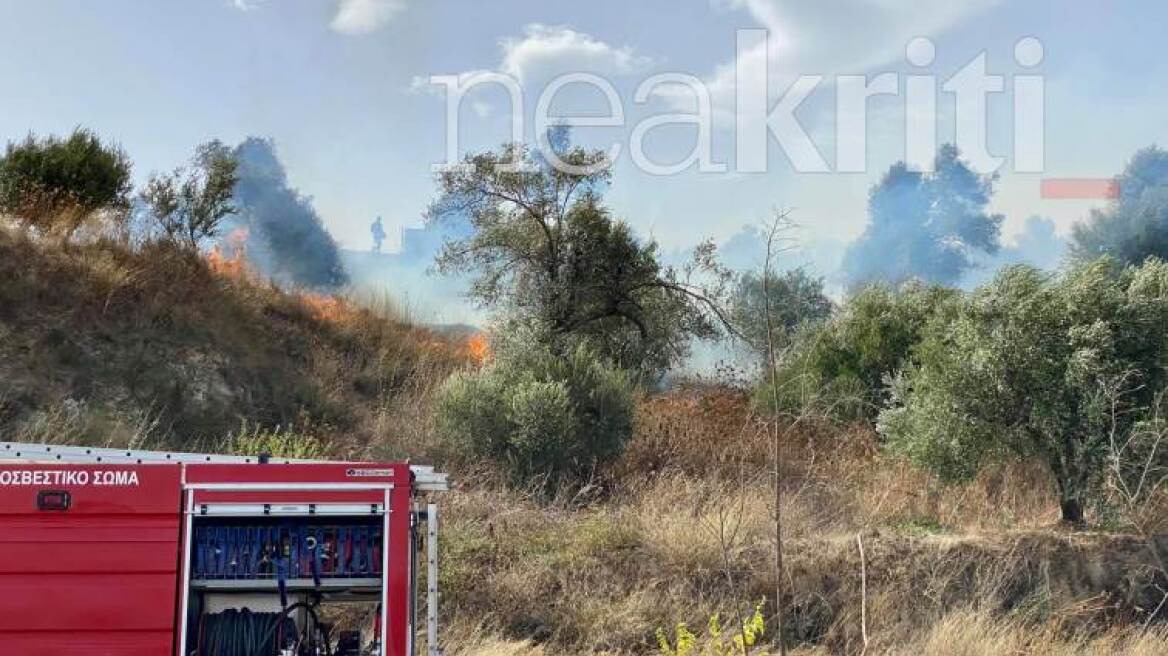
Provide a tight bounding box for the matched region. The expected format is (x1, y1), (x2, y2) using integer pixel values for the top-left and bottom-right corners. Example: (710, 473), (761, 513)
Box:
(0, 440), (449, 492)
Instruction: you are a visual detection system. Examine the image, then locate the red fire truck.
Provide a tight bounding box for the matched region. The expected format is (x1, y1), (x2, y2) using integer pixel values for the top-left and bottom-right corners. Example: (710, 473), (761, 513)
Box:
(0, 441), (449, 656)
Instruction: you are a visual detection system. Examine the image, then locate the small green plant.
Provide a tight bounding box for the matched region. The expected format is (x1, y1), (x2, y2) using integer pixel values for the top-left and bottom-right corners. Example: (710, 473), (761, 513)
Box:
(227, 422), (327, 460)
(893, 515), (950, 536)
(657, 602), (766, 656)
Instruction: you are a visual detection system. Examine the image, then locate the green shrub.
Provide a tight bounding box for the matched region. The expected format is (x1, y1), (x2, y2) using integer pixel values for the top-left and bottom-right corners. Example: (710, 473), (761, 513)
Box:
(0, 128), (132, 236)
(880, 259), (1168, 523)
(730, 268), (833, 356)
(756, 281), (958, 421)
(433, 335), (635, 488)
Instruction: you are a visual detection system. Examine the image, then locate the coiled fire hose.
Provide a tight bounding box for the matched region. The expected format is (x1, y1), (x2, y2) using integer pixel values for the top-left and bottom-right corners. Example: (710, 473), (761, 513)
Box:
(197, 603), (333, 656)
(197, 608), (296, 656)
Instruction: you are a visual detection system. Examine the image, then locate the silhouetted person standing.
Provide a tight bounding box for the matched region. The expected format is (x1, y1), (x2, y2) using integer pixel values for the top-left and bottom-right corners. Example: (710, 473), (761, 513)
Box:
(371, 216), (386, 254)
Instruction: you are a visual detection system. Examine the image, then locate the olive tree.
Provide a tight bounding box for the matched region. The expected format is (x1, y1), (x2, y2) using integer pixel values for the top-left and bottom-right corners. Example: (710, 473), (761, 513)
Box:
(731, 268), (833, 356)
(1072, 146), (1168, 265)
(880, 258), (1168, 523)
(0, 128), (132, 236)
(428, 139), (734, 378)
(843, 144), (1003, 289)
(141, 141), (238, 248)
(759, 281), (958, 421)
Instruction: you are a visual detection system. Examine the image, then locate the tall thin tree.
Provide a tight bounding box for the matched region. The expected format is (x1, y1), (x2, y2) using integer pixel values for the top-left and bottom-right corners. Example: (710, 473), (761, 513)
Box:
(762, 211), (795, 656)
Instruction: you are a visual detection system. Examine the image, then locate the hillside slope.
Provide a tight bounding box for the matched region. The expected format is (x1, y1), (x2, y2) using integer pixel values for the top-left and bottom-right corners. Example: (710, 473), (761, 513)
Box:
(3, 229), (1168, 655)
(0, 227), (465, 452)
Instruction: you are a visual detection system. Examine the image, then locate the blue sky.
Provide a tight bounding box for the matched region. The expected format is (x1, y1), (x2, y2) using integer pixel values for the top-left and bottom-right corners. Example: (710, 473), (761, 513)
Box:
(2, 0), (1166, 270)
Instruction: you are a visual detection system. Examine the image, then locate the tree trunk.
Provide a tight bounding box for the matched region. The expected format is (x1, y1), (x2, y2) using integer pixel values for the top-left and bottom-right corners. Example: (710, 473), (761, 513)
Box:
(1051, 438), (1087, 526)
(1060, 496), (1084, 525)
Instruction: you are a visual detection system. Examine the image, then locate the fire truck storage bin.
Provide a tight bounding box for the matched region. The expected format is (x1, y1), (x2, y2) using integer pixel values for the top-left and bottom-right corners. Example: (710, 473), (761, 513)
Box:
(193, 519), (383, 580)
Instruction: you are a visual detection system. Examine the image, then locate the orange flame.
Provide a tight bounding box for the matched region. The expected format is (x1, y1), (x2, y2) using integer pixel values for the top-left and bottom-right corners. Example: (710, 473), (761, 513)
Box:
(202, 229), (359, 327)
(300, 292), (352, 323)
(205, 228), (252, 279)
(226, 227), (250, 250)
(466, 333), (491, 365)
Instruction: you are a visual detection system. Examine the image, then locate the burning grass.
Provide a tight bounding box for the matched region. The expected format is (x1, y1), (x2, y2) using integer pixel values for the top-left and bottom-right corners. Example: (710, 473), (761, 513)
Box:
(205, 227), (251, 279)
(200, 232), (480, 377)
(0, 225), (468, 453)
(299, 292), (350, 323)
(202, 230), (357, 326)
(466, 332), (491, 365)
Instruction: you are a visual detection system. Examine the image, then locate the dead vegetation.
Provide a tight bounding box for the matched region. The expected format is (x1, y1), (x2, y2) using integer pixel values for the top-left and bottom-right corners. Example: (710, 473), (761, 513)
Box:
(437, 388), (1168, 654)
(0, 225), (466, 453)
(4, 226), (1168, 655)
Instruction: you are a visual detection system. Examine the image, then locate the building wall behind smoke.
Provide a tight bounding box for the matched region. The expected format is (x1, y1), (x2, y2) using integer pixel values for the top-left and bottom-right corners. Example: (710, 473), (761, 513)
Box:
(344, 213), (480, 326)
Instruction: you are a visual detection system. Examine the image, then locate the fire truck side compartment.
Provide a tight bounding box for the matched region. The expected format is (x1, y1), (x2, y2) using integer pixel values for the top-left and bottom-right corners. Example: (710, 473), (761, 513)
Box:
(0, 446), (440, 656)
(0, 463), (184, 655)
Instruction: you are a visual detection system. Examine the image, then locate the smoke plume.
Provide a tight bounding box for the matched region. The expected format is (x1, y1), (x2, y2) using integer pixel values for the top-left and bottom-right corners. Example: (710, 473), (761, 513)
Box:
(842, 144), (1003, 290)
(227, 137), (349, 290)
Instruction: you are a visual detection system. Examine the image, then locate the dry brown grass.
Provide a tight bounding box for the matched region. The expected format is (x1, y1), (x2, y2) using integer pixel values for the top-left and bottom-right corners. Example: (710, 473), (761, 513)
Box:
(451, 615), (1168, 656)
(435, 386), (1168, 655)
(446, 636), (550, 656)
(787, 609), (1168, 655)
(616, 386), (771, 478)
(616, 385), (1056, 535)
(440, 470), (1164, 653)
(0, 226), (467, 454)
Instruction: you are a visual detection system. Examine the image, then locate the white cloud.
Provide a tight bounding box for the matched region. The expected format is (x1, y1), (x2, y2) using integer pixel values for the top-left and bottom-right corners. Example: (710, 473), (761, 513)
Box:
(414, 25), (650, 117)
(728, 0), (998, 69)
(228, 0), (405, 33)
(696, 0), (1001, 113)
(330, 0), (406, 35)
(498, 24), (653, 83)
